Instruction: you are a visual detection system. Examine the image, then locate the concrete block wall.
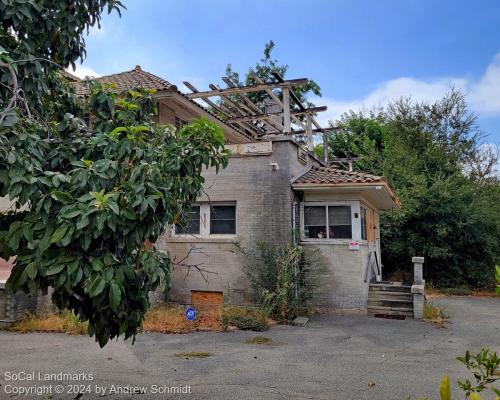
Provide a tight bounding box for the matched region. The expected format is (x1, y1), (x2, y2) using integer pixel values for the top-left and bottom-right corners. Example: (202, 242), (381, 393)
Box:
(0, 283), (38, 327)
(160, 139), (315, 305)
(303, 243), (370, 309)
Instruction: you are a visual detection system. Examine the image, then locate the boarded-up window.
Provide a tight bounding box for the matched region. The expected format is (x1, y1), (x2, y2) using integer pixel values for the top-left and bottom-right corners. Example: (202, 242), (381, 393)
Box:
(191, 290), (224, 309)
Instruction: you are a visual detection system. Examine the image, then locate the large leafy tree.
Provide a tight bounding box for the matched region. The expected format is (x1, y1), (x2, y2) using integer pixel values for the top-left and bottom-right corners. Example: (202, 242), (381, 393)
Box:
(0, 1), (228, 346)
(320, 90), (500, 287)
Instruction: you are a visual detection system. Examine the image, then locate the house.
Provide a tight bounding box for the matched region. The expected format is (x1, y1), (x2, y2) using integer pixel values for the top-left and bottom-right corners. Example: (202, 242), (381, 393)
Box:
(69, 66), (399, 310)
(0, 66), (402, 320)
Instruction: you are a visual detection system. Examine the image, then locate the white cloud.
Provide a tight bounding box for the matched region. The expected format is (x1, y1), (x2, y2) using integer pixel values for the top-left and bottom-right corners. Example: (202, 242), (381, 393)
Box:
(469, 54), (500, 116)
(66, 65), (101, 79)
(314, 54), (500, 127)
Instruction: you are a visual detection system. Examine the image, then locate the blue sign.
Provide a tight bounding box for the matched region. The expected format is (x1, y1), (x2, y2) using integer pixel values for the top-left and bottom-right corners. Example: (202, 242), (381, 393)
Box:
(185, 307), (197, 321)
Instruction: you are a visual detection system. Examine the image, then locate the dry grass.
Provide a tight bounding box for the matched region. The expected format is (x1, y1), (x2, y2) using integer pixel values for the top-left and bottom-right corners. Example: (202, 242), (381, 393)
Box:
(423, 301), (449, 328)
(8, 304), (270, 335)
(9, 311), (88, 335)
(142, 304), (222, 333)
(426, 286), (497, 298)
(245, 335), (273, 345)
(175, 352), (213, 359)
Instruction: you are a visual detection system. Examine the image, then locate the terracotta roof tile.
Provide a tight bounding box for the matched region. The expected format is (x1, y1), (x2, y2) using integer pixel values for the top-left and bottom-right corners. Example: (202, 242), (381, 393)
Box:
(293, 166), (386, 185)
(71, 65), (173, 96)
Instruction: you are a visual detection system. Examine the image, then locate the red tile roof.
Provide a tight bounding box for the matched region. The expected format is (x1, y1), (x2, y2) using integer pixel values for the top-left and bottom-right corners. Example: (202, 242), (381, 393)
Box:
(71, 65), (173, 96)
(293, 166), (386, 185)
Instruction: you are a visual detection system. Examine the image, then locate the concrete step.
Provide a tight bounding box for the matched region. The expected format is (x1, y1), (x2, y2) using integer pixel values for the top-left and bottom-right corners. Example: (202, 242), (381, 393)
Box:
(369, 283), (412, 293)
(368, 299), (413, 308)
(367, 305), (414, 317)
(368, 292), (413, 301)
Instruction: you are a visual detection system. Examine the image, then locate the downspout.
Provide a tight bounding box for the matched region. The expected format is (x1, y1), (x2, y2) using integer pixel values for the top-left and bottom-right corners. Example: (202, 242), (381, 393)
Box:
(292, 200), (297, 245)
(292, 199), (298, 302)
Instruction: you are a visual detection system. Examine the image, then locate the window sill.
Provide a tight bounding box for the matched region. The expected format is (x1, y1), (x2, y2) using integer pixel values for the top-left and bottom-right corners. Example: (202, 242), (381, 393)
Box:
(166, 236), (238, 244)
(300, 239), (368, 245)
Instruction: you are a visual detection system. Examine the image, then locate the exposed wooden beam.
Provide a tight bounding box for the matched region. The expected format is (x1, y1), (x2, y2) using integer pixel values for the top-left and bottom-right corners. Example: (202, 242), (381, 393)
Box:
(282, 87), (291, 133)
(227, 106), (327, 123)
(185, 78), (309, 99)
(207, 83), (266, 137)
(272, 71), (323, 130)
(248, 74), (307, 130)
(220, 77), (285, 133)
(183, 81), (258, 138)
(291, 127), (339, 135)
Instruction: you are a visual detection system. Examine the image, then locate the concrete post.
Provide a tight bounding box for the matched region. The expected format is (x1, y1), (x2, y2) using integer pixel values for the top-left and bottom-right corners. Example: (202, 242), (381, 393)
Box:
(411, 256), (425, 319)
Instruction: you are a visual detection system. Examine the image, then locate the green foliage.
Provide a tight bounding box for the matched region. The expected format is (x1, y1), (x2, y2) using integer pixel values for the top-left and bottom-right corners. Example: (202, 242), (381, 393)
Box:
(456, 349), (500, 397)
(496, 266), (500, 295)
(324, 90), (499, 288)
(238, 241), (325, 321)
(224, 40), (321, 132)
(221, 307), (268, 332)
(0, 0), (229, 347)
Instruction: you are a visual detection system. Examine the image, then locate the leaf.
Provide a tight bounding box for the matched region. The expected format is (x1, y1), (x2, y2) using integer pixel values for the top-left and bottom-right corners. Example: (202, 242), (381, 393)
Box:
(109, 281), (121, 312)
(107, 200), (119, 215)
(60, 207), (81, 219)
(45, 263), (65, 276)
(85, 275), (106, 298)
(90, 258), (103, 272)
(25, 262), (37, 279)
(50, 225), (68, 243)
(51, 191), (73, 204)
(439, 376), (450, 400)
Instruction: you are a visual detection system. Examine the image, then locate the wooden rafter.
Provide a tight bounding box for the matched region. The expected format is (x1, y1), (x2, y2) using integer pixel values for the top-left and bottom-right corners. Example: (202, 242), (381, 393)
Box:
(185, 78), (308, 99)
(228, 106), (327, 123)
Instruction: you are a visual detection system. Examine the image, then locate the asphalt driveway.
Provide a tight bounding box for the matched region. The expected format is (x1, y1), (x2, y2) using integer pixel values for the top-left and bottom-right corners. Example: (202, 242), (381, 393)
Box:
(0, 296), (498, 400)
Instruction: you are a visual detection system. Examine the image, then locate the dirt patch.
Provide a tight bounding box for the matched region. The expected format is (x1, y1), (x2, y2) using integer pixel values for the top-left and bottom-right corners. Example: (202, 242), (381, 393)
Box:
(245, 336), (273, 345)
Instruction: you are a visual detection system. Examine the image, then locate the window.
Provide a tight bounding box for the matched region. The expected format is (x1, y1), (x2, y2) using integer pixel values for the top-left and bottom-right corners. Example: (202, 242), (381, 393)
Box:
(210, 205), (236, 234)
(302, 204), (353, 240)
(304, 206), (327, 239)
(173, 203), (236, 237)
(175, 116), (188, 131)
(360, 206), (367, 241)
(328, 206), (352, 239)
(175, 206), (200, 235)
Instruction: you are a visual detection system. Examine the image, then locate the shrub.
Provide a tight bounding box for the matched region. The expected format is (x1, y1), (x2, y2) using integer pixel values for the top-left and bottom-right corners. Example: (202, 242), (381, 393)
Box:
(222, 307), (269, 332)
(238, 241), (325, 321)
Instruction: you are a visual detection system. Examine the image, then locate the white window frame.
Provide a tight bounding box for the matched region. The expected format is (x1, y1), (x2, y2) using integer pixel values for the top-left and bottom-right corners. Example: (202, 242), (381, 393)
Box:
(300, 200), (361, 243)
(172, 202), (237, 238)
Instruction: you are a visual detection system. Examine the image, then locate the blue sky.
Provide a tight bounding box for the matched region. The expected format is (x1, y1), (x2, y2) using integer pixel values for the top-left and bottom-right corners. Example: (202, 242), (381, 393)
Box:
(73, 0), (500, 145)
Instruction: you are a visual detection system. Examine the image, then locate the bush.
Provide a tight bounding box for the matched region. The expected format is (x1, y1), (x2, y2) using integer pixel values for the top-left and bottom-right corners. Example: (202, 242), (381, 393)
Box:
(222, 307), (269, 332)
(238, 241), (326, 321)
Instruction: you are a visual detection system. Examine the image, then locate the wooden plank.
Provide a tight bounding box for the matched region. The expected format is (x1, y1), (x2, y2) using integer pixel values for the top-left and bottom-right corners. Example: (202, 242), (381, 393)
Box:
(184, 81), (260, 138)
(185, 78), (309, 99)
(221, 77), (285, 132)
(249, 74), (307, 131)
(227, 106), (327, 123)
(191, 290), (223, 309)
(282, 87), (291, 133)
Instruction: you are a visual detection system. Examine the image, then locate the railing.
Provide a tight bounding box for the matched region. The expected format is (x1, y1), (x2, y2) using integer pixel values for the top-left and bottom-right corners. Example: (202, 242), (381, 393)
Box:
(364, 248), (381, 283)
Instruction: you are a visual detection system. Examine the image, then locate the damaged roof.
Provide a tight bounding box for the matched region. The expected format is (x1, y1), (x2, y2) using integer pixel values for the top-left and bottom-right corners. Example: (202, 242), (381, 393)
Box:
(69, 65), (173, 96)
(293, 166), (386, 185)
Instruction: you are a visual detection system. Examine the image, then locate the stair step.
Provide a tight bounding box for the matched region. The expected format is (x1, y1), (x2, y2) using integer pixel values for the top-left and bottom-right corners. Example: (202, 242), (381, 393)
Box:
(367, 305), (413, 317)
(368, 294), (413, 303)
(368, 298), (413, 305)
(369, 284), (411, 293)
